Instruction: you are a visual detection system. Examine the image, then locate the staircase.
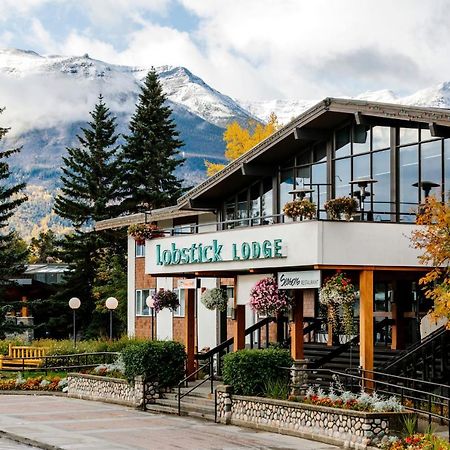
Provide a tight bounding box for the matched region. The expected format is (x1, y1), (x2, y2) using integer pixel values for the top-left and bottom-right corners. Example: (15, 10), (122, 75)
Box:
(145, 381), (217, 421)
(382, 325), (449, 385)
(304, 343), (400, 387)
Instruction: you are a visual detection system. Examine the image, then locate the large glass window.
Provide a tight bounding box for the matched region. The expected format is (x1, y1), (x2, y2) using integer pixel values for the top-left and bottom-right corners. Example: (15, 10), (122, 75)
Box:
(420, 140), (442, 199)
(250, 183), (261, 224)
(236, 191), (249, 226)
(445, 140), (450, 201)
(372, 127), (390, 150)
(261, 178), (273, 223)
(372, 150), (391, 220)
(279, 169), (294, 212)
(353, 125), (370, 154)
(335, 157), (351, 198)
(399, 145), (419, 221)
(335, 126), (351, 157)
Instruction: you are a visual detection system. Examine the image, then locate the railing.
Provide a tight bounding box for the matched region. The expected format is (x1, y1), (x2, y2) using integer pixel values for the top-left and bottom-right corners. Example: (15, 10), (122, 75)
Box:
(177, 360), (214, 416)
(0, 352), (119, 373)
(383, 326), (449, 382)
(309, 318), (393, 369)
(284, 366), (450, 438)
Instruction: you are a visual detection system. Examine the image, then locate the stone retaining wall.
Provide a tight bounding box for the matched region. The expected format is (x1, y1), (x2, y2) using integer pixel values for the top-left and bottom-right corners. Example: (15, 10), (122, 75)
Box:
(217, 386), (404, 449)
(67, 373), (144, 407)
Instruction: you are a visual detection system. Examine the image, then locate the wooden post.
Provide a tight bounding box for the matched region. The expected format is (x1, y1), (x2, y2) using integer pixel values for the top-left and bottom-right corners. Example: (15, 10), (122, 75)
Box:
(185, 288), (196, 379)
(233, 305), (246, 351)
(290, 290), (304, 360)
(360, 270), (374, 387)
(21, 296), (29, 318)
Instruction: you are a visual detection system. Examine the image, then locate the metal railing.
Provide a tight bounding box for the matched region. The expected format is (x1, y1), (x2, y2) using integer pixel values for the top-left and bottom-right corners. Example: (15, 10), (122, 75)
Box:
(284, 366), (450, 438)
(1, 352), (119, 373)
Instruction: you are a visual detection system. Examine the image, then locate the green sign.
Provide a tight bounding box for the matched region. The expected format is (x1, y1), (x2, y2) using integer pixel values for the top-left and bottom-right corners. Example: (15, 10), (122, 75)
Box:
(156, 238), (284, 266)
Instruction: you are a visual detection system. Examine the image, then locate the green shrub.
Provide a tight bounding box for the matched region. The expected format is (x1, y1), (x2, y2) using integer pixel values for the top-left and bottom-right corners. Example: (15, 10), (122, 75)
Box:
(222, 348), (292, 396)
(121, 340), (186, 388)
(263, 377), (289, 400)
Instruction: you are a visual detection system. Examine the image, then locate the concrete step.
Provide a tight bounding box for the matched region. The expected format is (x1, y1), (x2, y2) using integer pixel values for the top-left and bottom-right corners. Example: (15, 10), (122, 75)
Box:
(157, 398), (215, 415)
(164, 394), (215, 408)
(147, 399), (215, 421)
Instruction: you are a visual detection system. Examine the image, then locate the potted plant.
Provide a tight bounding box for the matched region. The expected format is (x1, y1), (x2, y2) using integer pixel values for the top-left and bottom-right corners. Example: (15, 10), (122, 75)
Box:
(324, 197), (358, 221)
(249, 277), (292, 316)
(151, 289), (180, 313)
(319, 272), (356, 336)
(283, 199), (316, 221)
(201, 288), (229, 312)
(128, 223), (164, 243)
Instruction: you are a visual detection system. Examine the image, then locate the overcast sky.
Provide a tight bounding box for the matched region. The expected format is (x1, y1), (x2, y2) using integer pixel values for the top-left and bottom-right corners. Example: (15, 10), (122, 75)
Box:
(0, 0), (449, 101)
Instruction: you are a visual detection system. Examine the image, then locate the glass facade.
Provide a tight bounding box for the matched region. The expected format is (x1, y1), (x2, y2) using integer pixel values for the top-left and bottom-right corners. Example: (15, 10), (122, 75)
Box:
(220, 122), (449, 226)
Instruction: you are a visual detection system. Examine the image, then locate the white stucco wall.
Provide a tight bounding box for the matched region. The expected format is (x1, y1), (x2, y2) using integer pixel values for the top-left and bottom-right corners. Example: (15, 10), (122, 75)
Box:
(197, 277), (218, 350)
(156, 277), (173, 340)
(127, 236), (136, 337)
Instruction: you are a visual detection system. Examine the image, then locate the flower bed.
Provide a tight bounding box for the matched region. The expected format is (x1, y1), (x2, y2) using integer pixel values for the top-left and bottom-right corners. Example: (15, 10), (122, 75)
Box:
(0, 374), (67, 392)
(383, 433), (450, 450)
(217, 385), (408, 449)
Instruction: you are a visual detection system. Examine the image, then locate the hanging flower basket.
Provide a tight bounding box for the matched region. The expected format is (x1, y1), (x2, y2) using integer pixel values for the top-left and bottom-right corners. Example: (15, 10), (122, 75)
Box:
(128, 223), (165, 241)
(283, 199), (316, 220)
(151, 289), (180, 313)
(201, 288), (228, 312)
(324, 197), (358, 221)
(249, 277), (292, 316)
(319, 272), (356, 336)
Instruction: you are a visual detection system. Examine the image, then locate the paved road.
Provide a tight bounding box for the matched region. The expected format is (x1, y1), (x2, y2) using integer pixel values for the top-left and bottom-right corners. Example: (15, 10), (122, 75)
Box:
(0, 395), (338, 450)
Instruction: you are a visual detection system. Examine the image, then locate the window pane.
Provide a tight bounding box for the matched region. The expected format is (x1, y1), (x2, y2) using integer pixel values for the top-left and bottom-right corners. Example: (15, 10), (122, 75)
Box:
(420, 128), (432, 141)
(295, 166), (311, 189)
(313, 142), (327, 163)
(311, 162), (327, 217)
(279, 169), (294, 212)
(335, 126), (351, 157)
(372, 150), (391, 219)
(352, 153), (371, 181)
(236, 191), (248, 226)
(250, 183), (261, 224)
(445, 139), (450, 201)
(174, 289), (186, 317)
(261, 178), (273, 223)
(142, 289), (150, 316)
(421, 140), (442, 198)
(353, 125), (370, 154)
(224, 198), (235, 229)
(297, 148), (311, 166)
(136, 242), (145, 257)
(335, 158), (351, 198)
(372, 127), (390, 150)
(399, 145), (418, 221)
(400, 128), (418, 146)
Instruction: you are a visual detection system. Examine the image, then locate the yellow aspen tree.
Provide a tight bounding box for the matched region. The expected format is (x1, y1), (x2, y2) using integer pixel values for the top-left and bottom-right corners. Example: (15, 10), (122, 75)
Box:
(411, 196), (450, 327)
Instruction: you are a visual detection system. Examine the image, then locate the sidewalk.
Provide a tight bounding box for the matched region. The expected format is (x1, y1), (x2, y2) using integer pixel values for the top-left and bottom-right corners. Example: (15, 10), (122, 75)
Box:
(0, 394), (338, 450)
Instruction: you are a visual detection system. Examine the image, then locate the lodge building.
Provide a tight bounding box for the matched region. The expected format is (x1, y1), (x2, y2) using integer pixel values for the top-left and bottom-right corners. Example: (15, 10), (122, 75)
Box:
(97, 98), (450, 382)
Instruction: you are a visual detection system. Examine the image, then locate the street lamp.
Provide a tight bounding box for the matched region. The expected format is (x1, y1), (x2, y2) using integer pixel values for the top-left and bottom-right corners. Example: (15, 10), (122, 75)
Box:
(105, 297), (118, 340)
(146, 296), (155, 340)
(68, 297), (81, 347)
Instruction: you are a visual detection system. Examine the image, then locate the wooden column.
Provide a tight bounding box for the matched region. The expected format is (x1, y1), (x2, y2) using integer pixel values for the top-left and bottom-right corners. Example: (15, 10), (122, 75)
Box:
(233, 305), (246, 351)
(21, 296), (29, 317)
(359, 270), (374, 384)
(290, 290), (304, 360)
(185, 288), (196, 378)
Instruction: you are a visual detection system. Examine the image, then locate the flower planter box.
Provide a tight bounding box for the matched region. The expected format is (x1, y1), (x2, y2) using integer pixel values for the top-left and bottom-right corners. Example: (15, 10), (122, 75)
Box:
(216, 385), (407, 449)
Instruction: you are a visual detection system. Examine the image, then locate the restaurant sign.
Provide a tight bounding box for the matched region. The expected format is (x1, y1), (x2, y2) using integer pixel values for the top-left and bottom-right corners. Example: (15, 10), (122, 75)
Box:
(277, 270), (321, 289)
(155, 238), (286, 267)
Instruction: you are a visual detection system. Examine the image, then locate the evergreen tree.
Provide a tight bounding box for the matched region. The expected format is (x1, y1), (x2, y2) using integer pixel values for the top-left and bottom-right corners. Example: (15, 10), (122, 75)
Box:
(119, 69), (186, 213)
(0, 108), (28, 283)
(51, 97), (125, 338)
(54, 95), (121, 225)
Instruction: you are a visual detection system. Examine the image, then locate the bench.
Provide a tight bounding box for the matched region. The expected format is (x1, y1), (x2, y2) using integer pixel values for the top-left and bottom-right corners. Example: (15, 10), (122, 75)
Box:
(0, 345), (47, 370)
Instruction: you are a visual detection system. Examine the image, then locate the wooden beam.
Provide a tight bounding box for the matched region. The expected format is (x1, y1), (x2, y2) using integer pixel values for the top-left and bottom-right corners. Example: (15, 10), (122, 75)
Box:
(293, 127), (328, 141)
(241, 162), (273, 177)
(185, 288), (196, 379)
(290, 290), (304, 360)
(354, 111), (364, 125)
(233, 305), (246, 351)
(429, 122), (450, 138)
(360, 270), (374, 387)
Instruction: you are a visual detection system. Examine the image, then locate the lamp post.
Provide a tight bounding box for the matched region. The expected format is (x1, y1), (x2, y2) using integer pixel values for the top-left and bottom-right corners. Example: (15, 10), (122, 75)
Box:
(105, 297), (118, 341)
(146, 296), (155, 340)
(68, 297), (81, 347)
(349, 178), (377, 221)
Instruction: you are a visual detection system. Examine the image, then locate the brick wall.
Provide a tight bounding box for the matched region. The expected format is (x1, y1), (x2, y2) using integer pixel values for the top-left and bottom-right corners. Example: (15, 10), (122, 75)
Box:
(135, 258), (156, 289)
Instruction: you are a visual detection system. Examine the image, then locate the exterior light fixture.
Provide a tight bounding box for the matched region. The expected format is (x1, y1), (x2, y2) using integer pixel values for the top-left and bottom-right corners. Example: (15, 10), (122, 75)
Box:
(68, 297), (81, 347)
(146, 295), (156, 340)
(349, 178), (377, 221)
(289, 187), (315, 200)
(412, 181), (440, 199)
(105, 297), (118, 340)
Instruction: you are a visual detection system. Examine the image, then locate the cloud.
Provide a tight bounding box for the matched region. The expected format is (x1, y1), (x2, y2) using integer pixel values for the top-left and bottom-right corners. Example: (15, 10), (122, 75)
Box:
(2, 0), (450, 101)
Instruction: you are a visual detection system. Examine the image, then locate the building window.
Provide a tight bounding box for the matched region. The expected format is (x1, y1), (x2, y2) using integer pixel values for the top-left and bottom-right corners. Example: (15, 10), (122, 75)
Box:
(174, 288), (186, 317)
(225, 286), (234, 319)
(136, 241), (145, 257)
(135, 289), (155, 316)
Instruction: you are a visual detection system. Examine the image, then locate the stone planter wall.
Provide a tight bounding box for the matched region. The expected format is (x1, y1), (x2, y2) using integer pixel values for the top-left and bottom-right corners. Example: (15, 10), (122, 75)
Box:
(217, 386), (405, 449)
(67, 373), (147, 408)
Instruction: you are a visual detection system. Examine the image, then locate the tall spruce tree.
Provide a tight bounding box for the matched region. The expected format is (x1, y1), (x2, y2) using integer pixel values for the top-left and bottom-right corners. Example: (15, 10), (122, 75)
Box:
(119, 69), (186, 213)
(51, 97), (124, 338)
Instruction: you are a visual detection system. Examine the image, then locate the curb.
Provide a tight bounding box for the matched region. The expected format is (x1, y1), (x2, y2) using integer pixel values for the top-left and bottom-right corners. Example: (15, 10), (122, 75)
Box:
(0, 430), (63, 450)
(0, 391), (66, 396)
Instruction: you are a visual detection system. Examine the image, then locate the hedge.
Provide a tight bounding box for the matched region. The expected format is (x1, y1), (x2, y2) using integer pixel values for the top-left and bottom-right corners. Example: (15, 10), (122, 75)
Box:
(222, 348), (292, 396)
(121, 340), (186, 388)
